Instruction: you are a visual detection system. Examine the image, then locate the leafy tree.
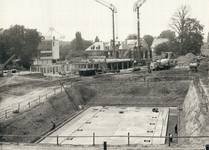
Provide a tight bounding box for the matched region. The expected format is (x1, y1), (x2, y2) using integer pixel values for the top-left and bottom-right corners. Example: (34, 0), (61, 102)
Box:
(74, 32), (83, 51)
(127, 34), (137, 40)
(94, 36), (100, 42)
(143, 35), (154, 48)
(65, 32), (92, 60)
(159, 30), (176, 41)
(59, 41), (71, 60)
(0, 25), (42, 68)
(170, 6), (204, 55)
(154, 42), (170, 55)
(143, 35), (154, 58)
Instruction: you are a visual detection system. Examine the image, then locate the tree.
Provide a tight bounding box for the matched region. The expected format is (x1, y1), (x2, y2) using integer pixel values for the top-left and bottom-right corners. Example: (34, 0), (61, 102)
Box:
(143, 35), (154, 58)
(127, 34), (137, 40)
(143, 35), (154, 48)
(170, 6), (204, 55)
(66, 32), (92, 60)
(159, 30), (176, 41)
(154, 42), (170, 55)
(94, 36), (100, 42)
(75, 32), (83, 51)
(0, 25), (42, 68)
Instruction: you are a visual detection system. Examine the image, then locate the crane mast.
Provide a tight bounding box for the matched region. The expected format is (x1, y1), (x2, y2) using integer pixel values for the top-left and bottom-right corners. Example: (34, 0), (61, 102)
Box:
(133, 0), (147, 61)
(95, 0), (117, 58)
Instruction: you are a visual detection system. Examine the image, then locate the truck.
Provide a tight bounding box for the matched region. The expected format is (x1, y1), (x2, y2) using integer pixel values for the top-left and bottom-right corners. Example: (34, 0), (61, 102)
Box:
(150, 52), (176, 71)
(189, 58), (200, 72)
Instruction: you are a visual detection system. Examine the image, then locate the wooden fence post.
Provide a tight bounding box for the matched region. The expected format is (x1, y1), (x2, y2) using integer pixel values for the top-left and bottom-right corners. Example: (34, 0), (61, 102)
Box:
(103, 141), (107, 150)
(57, 136), (59, 145)
(93, 132), (95, 146)
(128, 132), (130, 146)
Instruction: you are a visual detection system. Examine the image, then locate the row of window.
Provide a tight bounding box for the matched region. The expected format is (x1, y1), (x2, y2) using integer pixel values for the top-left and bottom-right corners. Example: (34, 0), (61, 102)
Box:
(40, 53), (52, 57)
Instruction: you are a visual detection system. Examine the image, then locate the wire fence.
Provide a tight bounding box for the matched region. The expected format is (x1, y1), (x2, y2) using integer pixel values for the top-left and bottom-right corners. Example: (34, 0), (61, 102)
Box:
(0, 86), (63, 121)
(0, 134), (209, 147)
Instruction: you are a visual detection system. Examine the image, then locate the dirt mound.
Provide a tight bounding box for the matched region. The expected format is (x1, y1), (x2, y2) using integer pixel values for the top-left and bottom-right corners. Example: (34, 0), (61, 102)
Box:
(177, 53), (196, 65)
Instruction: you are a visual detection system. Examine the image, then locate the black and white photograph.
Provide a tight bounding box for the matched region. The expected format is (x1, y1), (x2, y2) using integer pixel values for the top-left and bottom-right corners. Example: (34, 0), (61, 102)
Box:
(0, 0), (209, 149)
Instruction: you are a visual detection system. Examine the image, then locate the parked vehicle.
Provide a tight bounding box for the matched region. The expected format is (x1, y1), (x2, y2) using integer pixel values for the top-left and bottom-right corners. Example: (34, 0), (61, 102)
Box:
(189, 58), (200, 72)
(150, 52), (176, 71)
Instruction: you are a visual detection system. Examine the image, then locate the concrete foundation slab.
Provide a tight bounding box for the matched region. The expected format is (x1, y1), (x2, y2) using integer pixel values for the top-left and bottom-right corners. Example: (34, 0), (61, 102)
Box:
(41, 106), (169, 145)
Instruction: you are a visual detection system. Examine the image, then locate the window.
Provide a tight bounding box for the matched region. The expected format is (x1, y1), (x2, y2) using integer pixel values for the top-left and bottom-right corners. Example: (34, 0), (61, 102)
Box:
(96, 45), (100, 50)
(40, 53), (52, 57)
(91, 46), (95, 50)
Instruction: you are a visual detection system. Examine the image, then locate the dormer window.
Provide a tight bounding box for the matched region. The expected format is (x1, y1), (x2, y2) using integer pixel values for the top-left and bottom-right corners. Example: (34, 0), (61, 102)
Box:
(91, 46), (95, 50)
(96, 45), (100, 50)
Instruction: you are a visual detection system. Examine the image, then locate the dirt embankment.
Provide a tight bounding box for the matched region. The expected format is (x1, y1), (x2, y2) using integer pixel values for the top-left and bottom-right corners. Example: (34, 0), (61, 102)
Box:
(180, 81), (209, 145)
(0, 85), (95, 143)
(84, 80), (190, 107)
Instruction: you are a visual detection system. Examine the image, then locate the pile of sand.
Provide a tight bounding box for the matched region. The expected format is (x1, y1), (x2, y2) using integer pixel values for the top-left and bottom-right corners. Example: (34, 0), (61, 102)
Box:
(177, 53), (196, 65)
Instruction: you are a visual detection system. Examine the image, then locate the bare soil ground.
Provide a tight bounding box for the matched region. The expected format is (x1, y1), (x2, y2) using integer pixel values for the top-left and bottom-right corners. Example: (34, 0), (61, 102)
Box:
(0, 69), (192, 143)
(0, 75), (61, 109)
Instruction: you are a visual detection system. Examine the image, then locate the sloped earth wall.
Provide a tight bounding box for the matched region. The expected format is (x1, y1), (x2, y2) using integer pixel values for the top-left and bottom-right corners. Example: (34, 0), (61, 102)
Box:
(180, 81), (209, 145)
(0, 85), (95, 143)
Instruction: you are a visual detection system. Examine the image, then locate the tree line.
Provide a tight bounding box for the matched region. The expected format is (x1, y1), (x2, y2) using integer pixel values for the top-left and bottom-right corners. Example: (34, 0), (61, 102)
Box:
(0, 26), (92, 69)
(0, 5), (204, 69)
(143, 6), (204, 56)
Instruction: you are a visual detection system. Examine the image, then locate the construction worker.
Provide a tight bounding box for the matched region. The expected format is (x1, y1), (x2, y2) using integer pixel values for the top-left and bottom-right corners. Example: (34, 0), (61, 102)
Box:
(175, 124), (178, 134)
(169, 133), (173, 143)
(51, 120), (56, 131)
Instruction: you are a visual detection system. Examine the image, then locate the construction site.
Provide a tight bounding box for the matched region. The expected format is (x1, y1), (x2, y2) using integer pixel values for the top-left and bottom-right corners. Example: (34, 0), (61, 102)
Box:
(0, 55), (208, 149)
(0, 0), (209, 149)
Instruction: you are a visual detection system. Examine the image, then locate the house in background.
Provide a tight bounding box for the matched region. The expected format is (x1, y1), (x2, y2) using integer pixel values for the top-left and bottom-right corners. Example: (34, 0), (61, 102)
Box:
(31, 37), (63, 74)
(33, 36), (60, 65)
(201, 33), (209, 56)
(85, 41), (110, 58)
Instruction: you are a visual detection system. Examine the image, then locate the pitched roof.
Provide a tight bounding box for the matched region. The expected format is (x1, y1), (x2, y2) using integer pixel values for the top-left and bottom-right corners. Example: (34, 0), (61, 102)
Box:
(85, 41), (110, 51)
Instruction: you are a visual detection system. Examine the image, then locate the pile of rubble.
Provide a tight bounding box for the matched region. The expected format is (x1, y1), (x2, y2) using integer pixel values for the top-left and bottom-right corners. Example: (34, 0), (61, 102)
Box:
(177, 53), (196, 65)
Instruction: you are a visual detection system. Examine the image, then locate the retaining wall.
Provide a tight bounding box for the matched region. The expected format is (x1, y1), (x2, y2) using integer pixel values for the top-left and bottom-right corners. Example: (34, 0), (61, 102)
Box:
(181, 81), (209, 144)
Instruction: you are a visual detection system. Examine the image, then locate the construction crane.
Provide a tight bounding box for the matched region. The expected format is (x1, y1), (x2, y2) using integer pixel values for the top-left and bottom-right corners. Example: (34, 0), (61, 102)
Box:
(94, 0), (117, 57)
(133, 0), (147, 61)
(0, 54), (16, 77)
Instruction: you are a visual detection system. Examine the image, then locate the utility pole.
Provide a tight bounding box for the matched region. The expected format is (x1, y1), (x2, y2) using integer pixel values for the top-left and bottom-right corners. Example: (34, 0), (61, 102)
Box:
(95, 0), (117, 58)
(137, 7), (140, 60)
(134, 0), (146, 61)
(112, 8), (116, 57)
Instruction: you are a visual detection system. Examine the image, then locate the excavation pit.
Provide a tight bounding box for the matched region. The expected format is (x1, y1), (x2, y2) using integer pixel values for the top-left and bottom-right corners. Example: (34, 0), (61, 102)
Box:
(41, 106), (169, 145)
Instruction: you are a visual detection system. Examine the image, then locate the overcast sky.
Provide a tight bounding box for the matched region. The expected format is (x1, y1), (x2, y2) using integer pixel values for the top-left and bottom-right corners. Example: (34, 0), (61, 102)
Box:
(0, 0), (209, 41)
